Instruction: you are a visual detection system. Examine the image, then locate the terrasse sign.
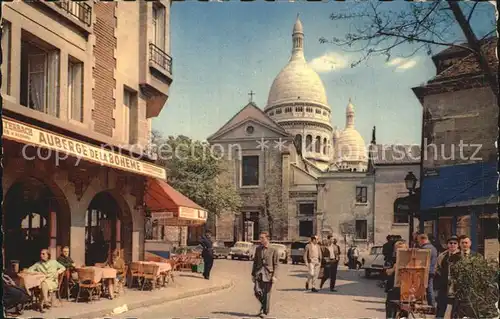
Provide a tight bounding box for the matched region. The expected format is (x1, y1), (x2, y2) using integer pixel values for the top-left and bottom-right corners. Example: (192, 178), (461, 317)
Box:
(2, 117), (166, 179)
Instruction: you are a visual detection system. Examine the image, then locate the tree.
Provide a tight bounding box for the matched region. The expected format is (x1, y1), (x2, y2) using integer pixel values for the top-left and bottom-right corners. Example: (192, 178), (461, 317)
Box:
(150, 132), (242, 223)
(320, 1), (498, 96)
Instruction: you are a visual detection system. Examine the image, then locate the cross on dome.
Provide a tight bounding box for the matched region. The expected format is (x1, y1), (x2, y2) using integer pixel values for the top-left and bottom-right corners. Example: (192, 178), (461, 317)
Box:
(248, 90), (255, 102)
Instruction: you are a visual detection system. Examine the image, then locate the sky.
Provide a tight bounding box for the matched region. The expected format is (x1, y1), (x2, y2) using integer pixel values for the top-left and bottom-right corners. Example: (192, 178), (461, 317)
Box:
(152, 1), (496, 146)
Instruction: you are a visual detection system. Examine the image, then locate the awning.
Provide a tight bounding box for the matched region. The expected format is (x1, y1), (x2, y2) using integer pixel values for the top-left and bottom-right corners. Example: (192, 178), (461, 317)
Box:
(420, 162), (498, 211)
(145, 178), (208, 226)
(2, 117), (166, 179)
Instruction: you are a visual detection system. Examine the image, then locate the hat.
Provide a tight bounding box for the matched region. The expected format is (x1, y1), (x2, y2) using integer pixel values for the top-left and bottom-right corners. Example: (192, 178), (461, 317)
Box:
(447, 235), (459, 243)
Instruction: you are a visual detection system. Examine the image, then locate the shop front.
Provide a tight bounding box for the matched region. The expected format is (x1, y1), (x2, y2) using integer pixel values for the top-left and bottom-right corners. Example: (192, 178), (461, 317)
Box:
(2, 117), (166, 269)
(420, 162), (498, 258)
(144, 178), (208, 257)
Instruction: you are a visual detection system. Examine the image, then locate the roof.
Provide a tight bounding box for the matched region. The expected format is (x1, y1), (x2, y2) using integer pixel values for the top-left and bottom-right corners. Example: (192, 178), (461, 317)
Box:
(207, 102), (288, 141)
(429, 37), (498, 84)
(145, 178), (207, 212)
(372, 144), (421, 165)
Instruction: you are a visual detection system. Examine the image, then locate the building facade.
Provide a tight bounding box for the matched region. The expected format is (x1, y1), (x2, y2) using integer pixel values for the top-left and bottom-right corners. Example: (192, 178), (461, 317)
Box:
(2, 1), (173, 268)
(413, 38), (498, 257)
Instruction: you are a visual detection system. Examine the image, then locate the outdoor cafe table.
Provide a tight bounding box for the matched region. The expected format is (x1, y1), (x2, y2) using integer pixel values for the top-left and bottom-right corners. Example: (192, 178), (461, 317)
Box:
(18, 272), (46, 291)
(139, 261), (172, 273)
(78, 266), (117, 282)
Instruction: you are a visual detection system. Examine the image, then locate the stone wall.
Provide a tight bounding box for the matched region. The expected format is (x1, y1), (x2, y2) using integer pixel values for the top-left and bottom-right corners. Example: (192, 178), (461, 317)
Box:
(423, 87), (497, 168)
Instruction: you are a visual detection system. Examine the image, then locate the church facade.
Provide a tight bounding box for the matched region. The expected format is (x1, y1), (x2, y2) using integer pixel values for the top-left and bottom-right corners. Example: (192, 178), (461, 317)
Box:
(207, 17), (420, 251)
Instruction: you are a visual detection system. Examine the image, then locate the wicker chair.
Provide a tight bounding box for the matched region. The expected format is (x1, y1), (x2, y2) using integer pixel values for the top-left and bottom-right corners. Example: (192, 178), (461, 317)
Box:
(128, 262), (143, 288)
(141, 264), (160, 291)
(75, 268), (101, 303)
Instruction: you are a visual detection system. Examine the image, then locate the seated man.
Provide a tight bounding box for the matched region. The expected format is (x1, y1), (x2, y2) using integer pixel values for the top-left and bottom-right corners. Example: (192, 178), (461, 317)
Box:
(57, 246), (78, 279)
(107, 249), (126, 298)
(27, 249), (66, 310)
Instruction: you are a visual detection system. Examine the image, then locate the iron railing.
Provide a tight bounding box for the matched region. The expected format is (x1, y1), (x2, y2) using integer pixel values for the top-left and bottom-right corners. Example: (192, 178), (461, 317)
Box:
(149, 43), (172, 74)
(54, 1), (92, 27)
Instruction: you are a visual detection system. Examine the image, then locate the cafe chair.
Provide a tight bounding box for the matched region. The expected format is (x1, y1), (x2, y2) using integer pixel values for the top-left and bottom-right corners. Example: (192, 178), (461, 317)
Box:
(128, 262), (143, 288)
(141, 264), (160, 291)
(75, 268), (102, 303)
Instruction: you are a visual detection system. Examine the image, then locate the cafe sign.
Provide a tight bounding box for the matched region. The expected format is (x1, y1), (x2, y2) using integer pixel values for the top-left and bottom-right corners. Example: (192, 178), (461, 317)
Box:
(2, 117), (166, 179)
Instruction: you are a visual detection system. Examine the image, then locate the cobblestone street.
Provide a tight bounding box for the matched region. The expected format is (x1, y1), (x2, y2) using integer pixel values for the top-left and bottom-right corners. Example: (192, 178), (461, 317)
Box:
(117, 259), (386, 318)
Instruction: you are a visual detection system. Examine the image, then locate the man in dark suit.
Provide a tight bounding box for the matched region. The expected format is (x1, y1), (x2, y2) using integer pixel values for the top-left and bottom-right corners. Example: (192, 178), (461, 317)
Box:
(251, 231), (279, 318)
(200, 230), (214, 280)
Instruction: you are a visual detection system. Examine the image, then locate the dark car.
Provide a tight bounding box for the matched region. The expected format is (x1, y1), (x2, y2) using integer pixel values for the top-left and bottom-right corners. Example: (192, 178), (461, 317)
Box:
(291, 241), (308, 264)
(213, 241), (230, 259)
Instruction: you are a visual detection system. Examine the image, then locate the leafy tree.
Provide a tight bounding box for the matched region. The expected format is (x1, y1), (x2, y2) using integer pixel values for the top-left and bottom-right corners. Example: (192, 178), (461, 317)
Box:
(150, 132), (242, 224)
(451, 256), (499, 318)
(320, 1), (497, 96)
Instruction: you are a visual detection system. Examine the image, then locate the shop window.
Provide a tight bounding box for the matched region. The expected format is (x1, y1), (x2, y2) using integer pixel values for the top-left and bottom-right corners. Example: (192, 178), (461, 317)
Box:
(68, 57), (84, 122)
(394, 206), (408, 223)
(298, 203), (314, 216)
(241, 155), (259, 186)
(20, 31), (60, 117)
(356, 186), (368, 203)
(456, 215), (471, 238)
(355, 220), (367, 239)
(299, 220), (313, 237)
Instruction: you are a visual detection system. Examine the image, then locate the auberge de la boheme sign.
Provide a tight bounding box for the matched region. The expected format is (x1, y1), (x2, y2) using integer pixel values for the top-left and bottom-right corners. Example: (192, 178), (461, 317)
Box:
(3, 117), (166, 180)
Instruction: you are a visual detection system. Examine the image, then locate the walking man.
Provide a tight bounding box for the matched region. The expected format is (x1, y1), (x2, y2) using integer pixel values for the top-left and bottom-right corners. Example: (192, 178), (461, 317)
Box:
(304, 235), (322, 292)
(435, 236), (461, 319)
(200, 230), (214, 280)
(319, 236), (340, 291)
(251, 231), (279, 318)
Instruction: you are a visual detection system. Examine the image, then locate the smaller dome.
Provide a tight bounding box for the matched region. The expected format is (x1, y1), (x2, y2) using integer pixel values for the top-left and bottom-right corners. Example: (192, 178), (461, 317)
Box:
(336, 128), (367, 162)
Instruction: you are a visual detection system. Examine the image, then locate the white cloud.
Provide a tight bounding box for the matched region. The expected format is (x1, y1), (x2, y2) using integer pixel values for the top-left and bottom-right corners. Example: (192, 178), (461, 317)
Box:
(309, 52), (348, 73)
(386, 57), (418, 72)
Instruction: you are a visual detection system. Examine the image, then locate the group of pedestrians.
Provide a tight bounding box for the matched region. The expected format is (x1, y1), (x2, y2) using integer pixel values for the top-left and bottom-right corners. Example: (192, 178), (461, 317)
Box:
(303, 235), (341, 292)
(383, 232), (482, 319)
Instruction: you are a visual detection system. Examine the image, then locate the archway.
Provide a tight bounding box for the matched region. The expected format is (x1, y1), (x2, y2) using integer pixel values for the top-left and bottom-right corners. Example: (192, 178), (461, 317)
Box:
(3, 177), (70, 269)
(85, 191), (133, 265)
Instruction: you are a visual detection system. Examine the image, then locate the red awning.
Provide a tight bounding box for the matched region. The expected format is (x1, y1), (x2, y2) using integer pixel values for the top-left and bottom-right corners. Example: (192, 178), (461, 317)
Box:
(145, 178), (208, 226)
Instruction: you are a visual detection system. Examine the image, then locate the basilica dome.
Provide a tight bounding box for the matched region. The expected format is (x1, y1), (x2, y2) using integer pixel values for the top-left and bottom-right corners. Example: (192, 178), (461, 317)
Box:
(266, 58), (328, 109)
(265, 17), (329, 110)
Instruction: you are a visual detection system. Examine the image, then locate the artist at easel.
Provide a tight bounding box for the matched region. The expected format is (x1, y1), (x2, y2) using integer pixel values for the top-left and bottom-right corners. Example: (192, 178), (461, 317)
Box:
(385, 240), (409, 319)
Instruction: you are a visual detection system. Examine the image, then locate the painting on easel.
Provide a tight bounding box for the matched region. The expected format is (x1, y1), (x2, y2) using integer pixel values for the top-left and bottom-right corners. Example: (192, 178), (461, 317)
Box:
(394, 248), (431, 304)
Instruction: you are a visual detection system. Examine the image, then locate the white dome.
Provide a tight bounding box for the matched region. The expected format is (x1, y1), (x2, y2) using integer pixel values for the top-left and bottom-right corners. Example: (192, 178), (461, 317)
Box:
(336, 127), (367, 162)
(266, 59), (329, 108)
(265, 16), (329, 110)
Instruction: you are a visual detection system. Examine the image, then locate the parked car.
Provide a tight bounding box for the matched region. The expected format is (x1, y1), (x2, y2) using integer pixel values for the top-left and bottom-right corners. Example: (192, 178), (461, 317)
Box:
(290, 241), (308, 264)
(213, 241), (230, 259)
(229, 241), (254, 260)
(270, 243), (288, 264)
(361, 245), (385, 277)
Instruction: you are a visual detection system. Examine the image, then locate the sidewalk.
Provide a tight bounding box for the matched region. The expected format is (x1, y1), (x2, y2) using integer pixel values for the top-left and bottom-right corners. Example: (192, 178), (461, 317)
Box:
(15, 272), (233, 319)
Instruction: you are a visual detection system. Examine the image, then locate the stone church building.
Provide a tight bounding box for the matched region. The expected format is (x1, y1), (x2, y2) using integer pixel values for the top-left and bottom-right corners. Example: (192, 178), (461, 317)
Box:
(207, 17), (420, 250)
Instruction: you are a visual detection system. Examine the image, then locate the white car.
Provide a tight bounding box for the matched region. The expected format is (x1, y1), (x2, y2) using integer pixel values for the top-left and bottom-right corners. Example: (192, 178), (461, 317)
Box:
(270, 243), (288, 264)
(229, 241), (254, 260)
(360, 245), (385, 277)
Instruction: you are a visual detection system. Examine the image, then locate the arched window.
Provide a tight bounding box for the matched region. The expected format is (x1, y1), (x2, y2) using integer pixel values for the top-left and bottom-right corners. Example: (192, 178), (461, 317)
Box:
(322, 138), (327, 154)
(294, 134), (303, 154)
(315, 136), (321, 153)
(306, 135), (312, 151)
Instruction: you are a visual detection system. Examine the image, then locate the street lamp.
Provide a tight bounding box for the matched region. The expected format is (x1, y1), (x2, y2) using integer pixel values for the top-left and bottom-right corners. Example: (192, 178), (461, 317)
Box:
(404, 171), (418, 246)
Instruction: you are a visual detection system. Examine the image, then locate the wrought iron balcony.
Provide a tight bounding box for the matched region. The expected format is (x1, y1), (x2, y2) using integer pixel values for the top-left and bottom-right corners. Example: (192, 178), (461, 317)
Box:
(54, 1), (92, 27)
(149, 43), (173, 75)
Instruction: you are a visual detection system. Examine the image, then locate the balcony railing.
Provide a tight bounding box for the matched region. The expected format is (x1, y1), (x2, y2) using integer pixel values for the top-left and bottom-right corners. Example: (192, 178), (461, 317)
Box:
(149, 43), (173, 74)
(54, 1), (92, 27)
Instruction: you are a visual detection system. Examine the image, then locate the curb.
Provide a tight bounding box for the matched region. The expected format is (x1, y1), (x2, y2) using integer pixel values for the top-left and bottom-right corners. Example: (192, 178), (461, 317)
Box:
(72, 280), (234, 319)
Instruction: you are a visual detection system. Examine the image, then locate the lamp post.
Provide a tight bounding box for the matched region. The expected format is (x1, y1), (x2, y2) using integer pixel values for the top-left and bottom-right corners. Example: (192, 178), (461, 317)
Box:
(404, 171), (418, 246)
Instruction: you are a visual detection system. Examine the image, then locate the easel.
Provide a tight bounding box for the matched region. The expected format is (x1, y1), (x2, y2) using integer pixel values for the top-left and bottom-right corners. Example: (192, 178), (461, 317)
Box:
(394, 248), (435, 318)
